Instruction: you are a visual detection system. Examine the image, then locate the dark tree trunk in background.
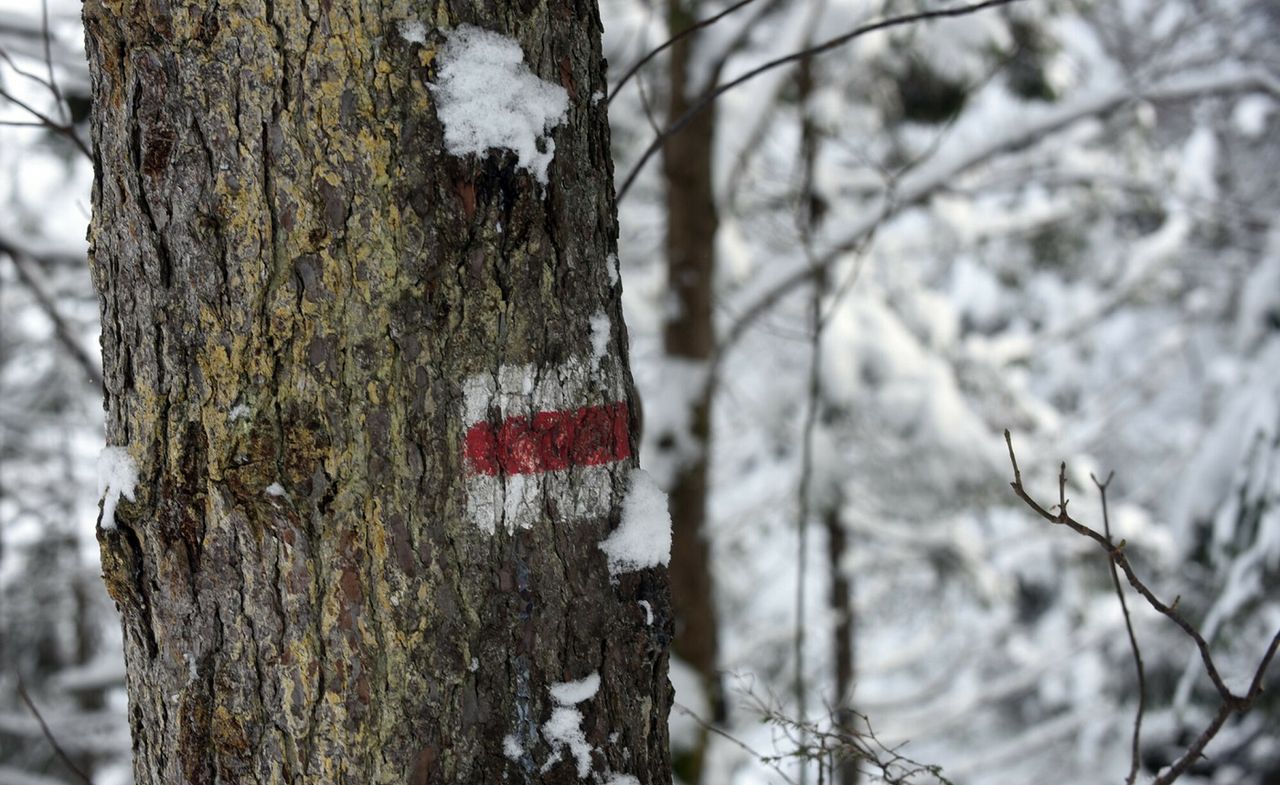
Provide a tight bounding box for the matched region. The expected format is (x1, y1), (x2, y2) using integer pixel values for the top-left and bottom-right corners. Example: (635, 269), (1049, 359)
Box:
(798, 53), (854, 785)
(659, 1), (722, 782)
(84, 1), (672, 782)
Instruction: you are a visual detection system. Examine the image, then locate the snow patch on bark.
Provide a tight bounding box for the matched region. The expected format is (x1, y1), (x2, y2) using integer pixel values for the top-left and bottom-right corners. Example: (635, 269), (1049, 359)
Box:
(606, 252), (620, 287)
(549, 672), (600, 705)
(96, 446), (138, 531)
(590, 311), (611, 364)
(399, 20), (428, 44)
(503, 674), (608, 778)
(600, 468), (672, 575)
(431, 25), (568, 185)
(542, 706), (593, 778)
(502, 733), (523, 761)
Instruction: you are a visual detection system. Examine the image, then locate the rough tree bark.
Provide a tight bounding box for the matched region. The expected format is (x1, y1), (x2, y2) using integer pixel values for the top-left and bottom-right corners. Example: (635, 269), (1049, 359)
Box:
(84, 1), (672, 783)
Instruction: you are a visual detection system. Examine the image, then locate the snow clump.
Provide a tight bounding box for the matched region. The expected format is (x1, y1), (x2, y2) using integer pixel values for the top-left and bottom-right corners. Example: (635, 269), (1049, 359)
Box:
(599, 468), (671, 576)
(549, 672), (600, 705)
(97, 446), (138, 531)
(590, 311), (611, 363)
(399, 20), (428, 44)
(431, 25), (569, 185)
(542, 706), (593, 777)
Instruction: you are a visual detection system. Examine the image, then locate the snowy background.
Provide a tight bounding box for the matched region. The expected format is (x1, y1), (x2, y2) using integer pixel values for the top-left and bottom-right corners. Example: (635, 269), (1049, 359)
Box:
(1, 0), (1278, 783)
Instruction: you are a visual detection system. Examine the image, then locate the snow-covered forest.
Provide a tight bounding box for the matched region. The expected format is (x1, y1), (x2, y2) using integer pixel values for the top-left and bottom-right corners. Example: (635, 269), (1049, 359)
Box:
(1, 0), (1277, 783)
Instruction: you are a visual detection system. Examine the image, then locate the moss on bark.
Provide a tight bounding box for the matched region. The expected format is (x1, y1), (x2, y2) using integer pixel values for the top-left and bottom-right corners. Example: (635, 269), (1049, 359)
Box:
(85, 1), (672, 782)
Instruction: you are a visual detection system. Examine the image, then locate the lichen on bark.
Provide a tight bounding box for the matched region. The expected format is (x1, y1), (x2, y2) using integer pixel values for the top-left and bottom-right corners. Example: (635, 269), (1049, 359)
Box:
(84, 1), (672, 782)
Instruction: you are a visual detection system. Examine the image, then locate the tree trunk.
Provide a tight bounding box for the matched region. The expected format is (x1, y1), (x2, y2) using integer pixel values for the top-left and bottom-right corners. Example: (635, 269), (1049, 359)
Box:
(84, 2), (672, 783)
(796, 53), (854, 785)
(659, 1), (722, 781)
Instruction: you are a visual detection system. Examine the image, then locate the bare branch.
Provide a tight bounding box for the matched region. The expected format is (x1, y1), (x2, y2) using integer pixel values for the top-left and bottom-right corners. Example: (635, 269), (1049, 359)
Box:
(616, 0), (1028, 201)
(672, 701), (801, 785)
(16, 681), (95, 785)
(713, 66), (1280, 367)
(39, 0), (67, 125)
(1004, 430), (1280, 785)
(0, 46), (59, 92)
(1091, 471), (1146, 785)
(608, 0), (763, 104)
(0, 83), (90, 157)
(0, 238), (103, 388)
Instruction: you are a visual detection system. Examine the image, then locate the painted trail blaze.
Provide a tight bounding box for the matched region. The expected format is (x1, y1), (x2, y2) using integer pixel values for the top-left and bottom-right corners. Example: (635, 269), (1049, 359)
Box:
(464, 402), (631, 476)
(461, 362), (632, 533)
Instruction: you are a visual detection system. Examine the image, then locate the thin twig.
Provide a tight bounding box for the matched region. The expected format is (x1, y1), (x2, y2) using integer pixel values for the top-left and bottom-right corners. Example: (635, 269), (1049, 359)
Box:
(40, 0), (68, 124)
(1004, 430), (1280, 784)
(0, 46), (59, 92)
(0, 84), (90, 156)
(608, 0), (762, 104)
(748, 695), (951, 784)
(0, 239), (104, 387)
(616, 0), (1026, 201)
(1091, 470), (1146, 785)
(1152, 624), (1278, 785)
(672, 701), (801, 785)
(16, 680), (95, 785)
(710, 66), (1280, 370)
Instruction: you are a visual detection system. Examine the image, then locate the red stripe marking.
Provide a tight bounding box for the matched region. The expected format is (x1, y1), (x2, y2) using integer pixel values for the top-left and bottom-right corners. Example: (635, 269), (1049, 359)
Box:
(464, 401), (631, 476)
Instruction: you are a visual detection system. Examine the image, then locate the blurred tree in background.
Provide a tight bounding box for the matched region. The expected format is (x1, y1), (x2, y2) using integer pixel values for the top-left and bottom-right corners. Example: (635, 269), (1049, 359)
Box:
(2, 0), (1278, 783)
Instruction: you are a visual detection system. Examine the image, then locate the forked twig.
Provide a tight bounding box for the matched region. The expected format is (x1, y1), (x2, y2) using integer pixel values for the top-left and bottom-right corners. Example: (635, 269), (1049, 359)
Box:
(1004, 430), (1280, 785)
(608, 0), (762, 104)
(616, 0), (1027, 201)
(1091, 470), (1146, 785)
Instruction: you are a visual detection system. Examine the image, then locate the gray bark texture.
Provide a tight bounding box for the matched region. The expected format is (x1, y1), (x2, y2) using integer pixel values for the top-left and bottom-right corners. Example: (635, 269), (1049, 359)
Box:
(83, 1), (673, 783)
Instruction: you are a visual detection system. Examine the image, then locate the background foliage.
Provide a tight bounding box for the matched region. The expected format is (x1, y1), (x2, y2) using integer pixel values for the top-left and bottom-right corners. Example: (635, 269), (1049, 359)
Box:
(1, 0), (1276, 783)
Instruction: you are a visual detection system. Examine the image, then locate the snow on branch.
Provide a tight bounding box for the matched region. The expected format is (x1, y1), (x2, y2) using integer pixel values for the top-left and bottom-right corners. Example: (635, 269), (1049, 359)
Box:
(713, 64), (1280, 379)
(615, 0), (1029, 201)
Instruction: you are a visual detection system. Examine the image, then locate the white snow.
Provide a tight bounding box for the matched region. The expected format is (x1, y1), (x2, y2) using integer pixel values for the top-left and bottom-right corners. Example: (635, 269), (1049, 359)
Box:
(543, 706), (593, 778)
(599, 469), (671, 576)
(264, 482), (286, 498)
(1175, 124), (1218, 201)
(638, 599), (653, 625)
(399, 20), (428, 44)
(636, 357), (708, 488)
(501, 676), (604, 775)
(606, 252), (620, 287)
(603, 775), (640, 785)
(431, 25), (569, 185)
(590, 311), (611, 363)
(96, 446), (138, 531)
(1232, 94), (1272, 138)
(502, 733), (523, 760)
(549, 672), (600, 705)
